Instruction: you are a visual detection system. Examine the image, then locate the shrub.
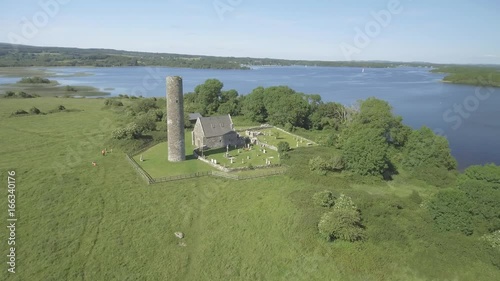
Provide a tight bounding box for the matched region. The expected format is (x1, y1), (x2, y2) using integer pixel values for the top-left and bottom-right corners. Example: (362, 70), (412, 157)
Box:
(18, 76), (51, 84)
(12, 109), (28, 115)
(156, 122), (168, 132)
(131, 98), (158, 114)
(427, 189), (474, 235)
(318, 194), (364, 242)
(57, 105), (66, 111)
(318, 208), (364, 242)
(136, 113), (157, 132)
(29, 107), (41, 114)
(112, 122), (143, 140)
(4, 91), (15, 97)
(309, 156), (330, 175)
(15, 91), (36, 98)
(481, 230), (500, 250)
(65, 85), (77, 92)
(104, 99), (123, 106)
(284, 123), (294, 132)
(309, 155), (344, 175)
(313, 190), (335, 207)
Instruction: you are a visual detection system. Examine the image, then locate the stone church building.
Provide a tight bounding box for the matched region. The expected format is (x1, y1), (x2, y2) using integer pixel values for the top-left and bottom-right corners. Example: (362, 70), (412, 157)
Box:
(192, 114), (240, 149)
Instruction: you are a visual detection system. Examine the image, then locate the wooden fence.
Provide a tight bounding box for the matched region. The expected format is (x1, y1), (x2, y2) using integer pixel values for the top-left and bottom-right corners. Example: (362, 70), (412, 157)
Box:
(125, 154), (154, 184)
(152, 171), (212, 184)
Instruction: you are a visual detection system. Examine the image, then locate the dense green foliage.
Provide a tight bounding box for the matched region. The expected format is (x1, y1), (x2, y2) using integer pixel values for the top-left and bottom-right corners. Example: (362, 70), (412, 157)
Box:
(312, 190), (335, 207)
(432, 66), (500, 87)
(277, 141), (290, 158)
(18, 76), (51, 84)
(318, 194), (364, 242)
(0, 43), (443, 69)
(428, 164), (500, 236)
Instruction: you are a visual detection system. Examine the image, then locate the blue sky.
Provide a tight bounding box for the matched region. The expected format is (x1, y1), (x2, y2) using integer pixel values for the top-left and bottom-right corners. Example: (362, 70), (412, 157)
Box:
(1, 0), (499, 64)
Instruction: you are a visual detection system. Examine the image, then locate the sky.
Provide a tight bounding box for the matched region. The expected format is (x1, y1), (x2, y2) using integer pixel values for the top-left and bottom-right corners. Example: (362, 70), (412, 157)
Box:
(0, 0), (499, 64)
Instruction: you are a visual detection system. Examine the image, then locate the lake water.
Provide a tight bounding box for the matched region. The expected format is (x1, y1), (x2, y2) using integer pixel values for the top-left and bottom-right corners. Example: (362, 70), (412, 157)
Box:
(2, 66), (499, 169)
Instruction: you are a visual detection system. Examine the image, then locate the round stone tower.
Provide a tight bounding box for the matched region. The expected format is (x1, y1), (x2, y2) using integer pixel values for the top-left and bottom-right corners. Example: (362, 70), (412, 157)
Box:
(166, 76), (185, 162)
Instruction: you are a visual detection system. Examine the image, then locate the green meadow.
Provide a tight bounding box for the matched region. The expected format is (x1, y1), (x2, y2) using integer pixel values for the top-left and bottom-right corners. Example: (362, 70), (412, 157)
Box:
(0, 97), (499, 281)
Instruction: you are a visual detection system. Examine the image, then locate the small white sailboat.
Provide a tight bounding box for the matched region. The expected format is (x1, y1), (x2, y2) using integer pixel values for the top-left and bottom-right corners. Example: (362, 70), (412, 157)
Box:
(362, 68), (365, 73)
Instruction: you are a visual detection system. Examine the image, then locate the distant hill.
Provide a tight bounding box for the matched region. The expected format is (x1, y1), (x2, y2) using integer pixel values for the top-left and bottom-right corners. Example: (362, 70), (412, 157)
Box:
(0, 42), (444, 69)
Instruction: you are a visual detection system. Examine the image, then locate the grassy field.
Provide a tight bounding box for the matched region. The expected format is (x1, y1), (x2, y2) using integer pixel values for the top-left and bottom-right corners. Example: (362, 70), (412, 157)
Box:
(133, 141), (214, 178)
(1, 97), (499, 281)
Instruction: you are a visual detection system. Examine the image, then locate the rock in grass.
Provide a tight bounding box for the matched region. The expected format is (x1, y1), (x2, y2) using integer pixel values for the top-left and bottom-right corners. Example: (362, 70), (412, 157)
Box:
(174, 232), (184, 239)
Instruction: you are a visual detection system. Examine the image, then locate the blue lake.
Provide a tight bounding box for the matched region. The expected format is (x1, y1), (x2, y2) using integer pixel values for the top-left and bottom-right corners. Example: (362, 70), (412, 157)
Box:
(3, 66), (499, 169)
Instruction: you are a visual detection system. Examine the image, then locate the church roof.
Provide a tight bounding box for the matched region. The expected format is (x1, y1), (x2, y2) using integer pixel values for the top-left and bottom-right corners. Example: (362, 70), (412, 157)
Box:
(188, 112), (202, 121)
(197, 115), (234, 138)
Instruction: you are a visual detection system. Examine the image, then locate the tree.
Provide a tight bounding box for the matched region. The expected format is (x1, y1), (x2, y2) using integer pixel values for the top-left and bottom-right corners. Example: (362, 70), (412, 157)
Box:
(402, 126), (457, 170)
(262, 86), (310, 127)
(318, 194), (364, 242)
(277, 141), (290, 158)
(195, 79), (223, 115)
(342, 128), (389, 177)
(339, 98), (410, 147)
(242, 87), (267, 123)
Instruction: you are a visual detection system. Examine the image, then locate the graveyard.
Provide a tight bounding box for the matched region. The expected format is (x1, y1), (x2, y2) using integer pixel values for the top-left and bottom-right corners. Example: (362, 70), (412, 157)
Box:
(200, 143), (280, 169)
(253, 127), (316, 149)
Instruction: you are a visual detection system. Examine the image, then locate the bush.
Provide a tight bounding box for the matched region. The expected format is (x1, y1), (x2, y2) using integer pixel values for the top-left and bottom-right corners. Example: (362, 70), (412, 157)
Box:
(318, 208), (364, 242)
(313, 190), (335, 207)
(318, 194), (364, 242)
(4, 91), (15, 97)
(112, 122), (143, 140)
(156, 122), (168, 132)
(18, 76), (51, 84)
(14, 91), (36, 98)
(65, 85), (77, 92)
(309, 156), (330, 175)
(309, 155), (344, 175)
(12, 109), (28, 115)
(481, 230), (500, 250)
(428, 189), (474, 235)
(29, 106), (41, 114)
(136, 113), (157, 132)
(131, 98), (157, 114)
(57, 105), (66, 111)
(104, 99), (123, 106)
